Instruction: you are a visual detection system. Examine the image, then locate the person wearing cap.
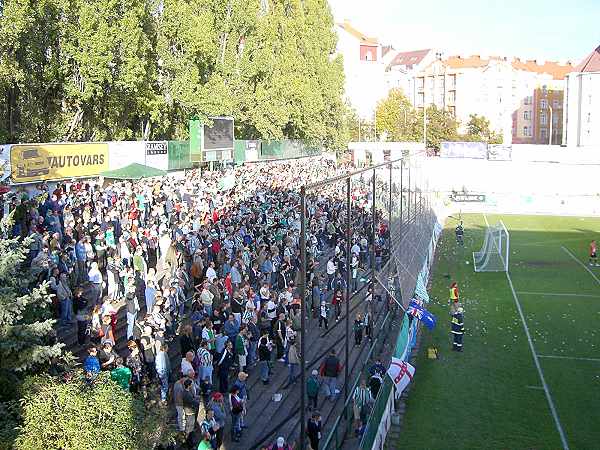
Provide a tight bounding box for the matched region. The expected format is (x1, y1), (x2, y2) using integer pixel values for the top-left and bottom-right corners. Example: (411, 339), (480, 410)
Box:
(209, 391), (226, 448)
(451, 305), (465, 351)
(307, 411), (322, 450)
(307, 369), (321, 411)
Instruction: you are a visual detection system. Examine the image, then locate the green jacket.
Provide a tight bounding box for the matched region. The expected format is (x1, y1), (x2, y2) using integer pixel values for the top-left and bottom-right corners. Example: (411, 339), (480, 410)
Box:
(111, 366), (132, 390)
(235, 334), (248, 356)
(307, 375), (320, 397)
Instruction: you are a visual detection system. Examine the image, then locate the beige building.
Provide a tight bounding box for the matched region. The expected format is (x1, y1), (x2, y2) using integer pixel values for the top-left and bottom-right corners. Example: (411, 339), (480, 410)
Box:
(335, 21), (386, 120)
(411, 55), (573, 143)
(563, 44), (600, 147)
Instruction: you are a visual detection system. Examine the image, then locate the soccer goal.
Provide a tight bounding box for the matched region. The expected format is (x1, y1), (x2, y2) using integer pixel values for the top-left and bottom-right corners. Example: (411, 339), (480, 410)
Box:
(473, 221), (510, 272)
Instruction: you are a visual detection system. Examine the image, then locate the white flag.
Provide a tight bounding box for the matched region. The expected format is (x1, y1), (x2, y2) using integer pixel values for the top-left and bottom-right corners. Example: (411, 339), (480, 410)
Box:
(387, 357), (415, 396)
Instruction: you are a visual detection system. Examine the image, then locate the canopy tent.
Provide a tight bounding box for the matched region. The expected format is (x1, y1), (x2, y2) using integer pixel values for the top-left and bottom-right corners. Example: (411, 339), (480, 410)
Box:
(100, 163), (166, 180)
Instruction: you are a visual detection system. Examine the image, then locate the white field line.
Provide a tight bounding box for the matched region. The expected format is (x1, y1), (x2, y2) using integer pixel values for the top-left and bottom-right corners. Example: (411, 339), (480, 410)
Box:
(526, 385), (545, 390)
(561, 246), (600, 286)
(483, 214), (570, 450)
(520, 237), (586, 247)
(517, 291), (600, 299)
(537, 354), (600, 363)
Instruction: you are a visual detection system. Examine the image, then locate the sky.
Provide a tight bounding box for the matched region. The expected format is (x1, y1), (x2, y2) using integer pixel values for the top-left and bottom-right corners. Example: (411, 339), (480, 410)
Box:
(327, 0), (600, 64)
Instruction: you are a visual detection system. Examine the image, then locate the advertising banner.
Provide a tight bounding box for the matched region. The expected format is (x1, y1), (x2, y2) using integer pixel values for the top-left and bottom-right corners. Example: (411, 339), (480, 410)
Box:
(145, 141), (168, 170)
(10, 143), (108, 183)
(440, 141), (487, 159)
(0, 145), (11, 181)
(108, 141), (145, 170)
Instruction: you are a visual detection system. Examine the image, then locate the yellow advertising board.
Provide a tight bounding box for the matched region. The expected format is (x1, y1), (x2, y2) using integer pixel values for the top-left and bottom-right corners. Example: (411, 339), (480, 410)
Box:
(10, 143), (108, 183)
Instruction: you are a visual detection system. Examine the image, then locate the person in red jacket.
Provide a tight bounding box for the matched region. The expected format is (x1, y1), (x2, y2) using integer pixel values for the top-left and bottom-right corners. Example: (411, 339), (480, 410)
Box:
(589, 240), (598, 266)
(319, 349), (342, 401)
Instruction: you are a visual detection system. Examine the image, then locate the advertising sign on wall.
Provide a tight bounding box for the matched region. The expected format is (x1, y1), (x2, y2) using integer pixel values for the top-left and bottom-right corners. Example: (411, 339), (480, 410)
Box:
(144, 141), (169, 171)
(10, 143), (108, 183)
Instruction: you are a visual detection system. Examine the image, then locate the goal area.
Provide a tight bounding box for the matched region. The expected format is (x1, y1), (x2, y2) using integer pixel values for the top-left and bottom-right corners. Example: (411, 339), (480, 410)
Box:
(473, 221), (510, 272)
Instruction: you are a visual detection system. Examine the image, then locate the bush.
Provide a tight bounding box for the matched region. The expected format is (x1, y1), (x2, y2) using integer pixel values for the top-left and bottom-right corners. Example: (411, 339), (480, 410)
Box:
(15, 372), (148, 450)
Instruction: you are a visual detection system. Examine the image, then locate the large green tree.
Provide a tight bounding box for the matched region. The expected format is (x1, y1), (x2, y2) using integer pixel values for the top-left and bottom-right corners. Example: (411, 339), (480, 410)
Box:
(463, 113), (502, 144)
(420, 105), (460, 150)
(0, 0), (347, 147)
(375, 88), (418, 141)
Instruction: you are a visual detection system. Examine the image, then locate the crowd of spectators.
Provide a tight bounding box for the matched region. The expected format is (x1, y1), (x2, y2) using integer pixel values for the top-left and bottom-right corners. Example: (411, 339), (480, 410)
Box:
(6, 156), (390, 449)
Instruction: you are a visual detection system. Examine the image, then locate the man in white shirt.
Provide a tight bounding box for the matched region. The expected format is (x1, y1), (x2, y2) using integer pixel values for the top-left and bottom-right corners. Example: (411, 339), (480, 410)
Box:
(351, 241), (361, 258)
(206, 262), (217, 283)
(326, 258), (337, 291)
(181, 351), (195, 377)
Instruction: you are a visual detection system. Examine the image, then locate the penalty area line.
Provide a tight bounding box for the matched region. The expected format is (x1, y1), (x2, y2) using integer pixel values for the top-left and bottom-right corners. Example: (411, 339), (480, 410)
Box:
(505, 271), (570, 450)
(537, 354), (600, 363)
(561, 246), (600, 286)
(517, 291), (600, 299)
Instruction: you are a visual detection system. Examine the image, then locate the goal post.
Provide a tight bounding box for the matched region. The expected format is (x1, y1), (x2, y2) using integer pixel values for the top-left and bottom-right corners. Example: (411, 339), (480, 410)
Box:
(473, 221), (509, 272)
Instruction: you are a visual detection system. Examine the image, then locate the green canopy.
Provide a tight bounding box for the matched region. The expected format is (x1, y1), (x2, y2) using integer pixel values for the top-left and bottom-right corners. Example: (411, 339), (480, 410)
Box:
(100, 163), (167, 180)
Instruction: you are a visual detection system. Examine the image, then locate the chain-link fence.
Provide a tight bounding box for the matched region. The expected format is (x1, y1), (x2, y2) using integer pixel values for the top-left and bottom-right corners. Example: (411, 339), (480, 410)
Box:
(290, 153), (440, 450)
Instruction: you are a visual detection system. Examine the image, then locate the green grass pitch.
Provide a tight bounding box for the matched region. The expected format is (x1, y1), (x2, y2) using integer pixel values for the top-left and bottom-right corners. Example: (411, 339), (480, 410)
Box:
(396, 214), (600, 450)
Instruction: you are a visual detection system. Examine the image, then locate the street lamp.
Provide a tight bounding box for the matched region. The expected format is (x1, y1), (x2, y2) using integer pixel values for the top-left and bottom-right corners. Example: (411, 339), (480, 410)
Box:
(541, 103), (553, 145)
(547, 104), (553, 145)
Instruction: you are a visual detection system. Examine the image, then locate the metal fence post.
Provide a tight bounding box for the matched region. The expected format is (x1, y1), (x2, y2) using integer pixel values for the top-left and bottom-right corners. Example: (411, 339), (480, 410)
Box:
(300, 185), (307, 450)
(388, 163), (392, 258)
(371, 168), (376, 289)
(344, 177), (351, 405)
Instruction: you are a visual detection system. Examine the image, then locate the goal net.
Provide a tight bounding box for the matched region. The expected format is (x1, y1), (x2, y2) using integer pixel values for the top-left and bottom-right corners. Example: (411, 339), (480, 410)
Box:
(472, 221), (509, 272)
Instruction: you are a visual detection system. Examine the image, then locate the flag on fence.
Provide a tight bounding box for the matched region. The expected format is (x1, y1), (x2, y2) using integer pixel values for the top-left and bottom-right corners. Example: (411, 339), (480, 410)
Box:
(407, 299), (437, 330)
(387, 357), (415, 396)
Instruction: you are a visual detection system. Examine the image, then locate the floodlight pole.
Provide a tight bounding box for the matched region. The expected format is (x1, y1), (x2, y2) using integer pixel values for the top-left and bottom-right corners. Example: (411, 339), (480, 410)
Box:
(344, 177), (351, 404)
(371, 168), (376, 299)
(388, 162), (393, 257)
(299, 185), (307, 450)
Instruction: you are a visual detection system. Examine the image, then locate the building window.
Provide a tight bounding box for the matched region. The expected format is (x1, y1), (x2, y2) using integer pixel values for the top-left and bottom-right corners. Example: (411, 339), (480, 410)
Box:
(542, 85), (547, 96)
(418, 92), (424, 106)
(523, 110), (531, 120)
(588, 113), (592, 123)
(552, 114), (559, 125)
(523, 126), (530, 137)
(449, 91), (456, 104)
(541, 128), (548, 139)
(524, 96), (532, 105)
(449, 74), (456, 89)
(540, 99), (548, 109)
(449, 106), (456, 116)
(540, 112), (547, 125)
(417, 78), (424, 90)
(552, 99), (560, 109)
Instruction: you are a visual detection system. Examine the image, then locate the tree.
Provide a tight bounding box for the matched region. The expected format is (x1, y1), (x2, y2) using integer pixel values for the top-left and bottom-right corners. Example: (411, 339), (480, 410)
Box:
(0, 215), (63, 376)
(14, 372), (171, 450)
(464, 114), (502, 144)
(0, 212), (65, 447)
(375, 88), (417, 141)
(420, 105), (460, 150)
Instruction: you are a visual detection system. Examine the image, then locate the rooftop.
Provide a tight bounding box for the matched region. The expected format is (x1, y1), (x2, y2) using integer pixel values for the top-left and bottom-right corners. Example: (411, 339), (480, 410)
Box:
(389, 49), (432, 69)
(440, 54), (573, 79)
(572, 44), (600, 73)
(337, 20), (378, 45)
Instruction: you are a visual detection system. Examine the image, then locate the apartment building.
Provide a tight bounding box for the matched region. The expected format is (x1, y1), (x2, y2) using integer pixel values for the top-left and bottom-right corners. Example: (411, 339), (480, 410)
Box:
(335, 21), (386, 120)
(411, 55), (573, 143)
(384, 49), (437, 100)
(563, 44), (600, 147)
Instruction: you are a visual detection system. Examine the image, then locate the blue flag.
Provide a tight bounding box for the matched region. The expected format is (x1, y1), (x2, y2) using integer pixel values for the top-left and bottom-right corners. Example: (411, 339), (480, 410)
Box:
(407, 299), (437, 330)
